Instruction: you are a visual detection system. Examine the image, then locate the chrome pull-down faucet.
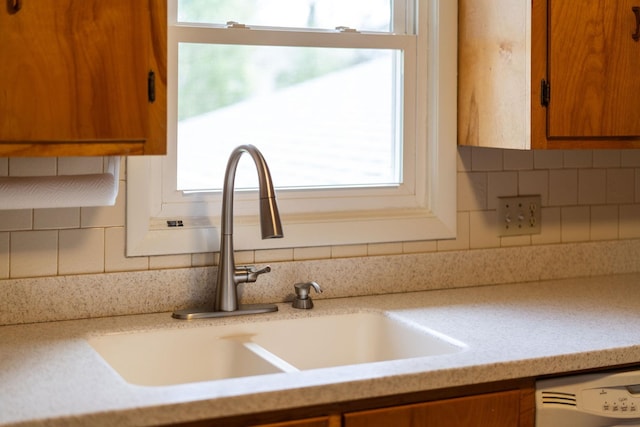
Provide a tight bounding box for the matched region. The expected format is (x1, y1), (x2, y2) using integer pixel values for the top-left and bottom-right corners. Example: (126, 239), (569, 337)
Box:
(173, 144), (283, 320)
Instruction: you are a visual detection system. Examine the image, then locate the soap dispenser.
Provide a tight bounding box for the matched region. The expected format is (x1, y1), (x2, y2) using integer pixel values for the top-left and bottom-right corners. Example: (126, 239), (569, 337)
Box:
(292, 281), (322, 309)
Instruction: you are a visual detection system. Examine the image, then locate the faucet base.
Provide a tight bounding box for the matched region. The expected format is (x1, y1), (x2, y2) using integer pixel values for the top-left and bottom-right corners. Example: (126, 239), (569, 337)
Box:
(172, 303), (278, 320)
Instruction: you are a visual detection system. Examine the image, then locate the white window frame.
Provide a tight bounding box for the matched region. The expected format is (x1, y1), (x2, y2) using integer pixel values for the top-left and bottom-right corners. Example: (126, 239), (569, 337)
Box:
(126, 0), (457, 257)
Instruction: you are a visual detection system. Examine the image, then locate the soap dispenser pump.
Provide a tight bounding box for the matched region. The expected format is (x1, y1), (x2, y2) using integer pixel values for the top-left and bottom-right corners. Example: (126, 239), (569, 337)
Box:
(292, 281), (322, 309)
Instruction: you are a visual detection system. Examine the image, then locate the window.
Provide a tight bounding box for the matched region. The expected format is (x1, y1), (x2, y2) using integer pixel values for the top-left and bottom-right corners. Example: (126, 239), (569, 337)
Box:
(127, 0), (457, 256)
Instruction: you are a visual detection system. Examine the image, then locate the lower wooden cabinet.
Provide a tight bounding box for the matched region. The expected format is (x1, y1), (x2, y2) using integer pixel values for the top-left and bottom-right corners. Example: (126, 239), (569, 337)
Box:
(170, 385), (535, 427)
(343, 389), (534, 427)
(252, 416), (341, 427)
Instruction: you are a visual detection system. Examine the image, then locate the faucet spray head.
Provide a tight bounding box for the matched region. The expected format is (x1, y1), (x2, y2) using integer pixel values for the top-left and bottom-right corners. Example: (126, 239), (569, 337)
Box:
(260, 195), (283, 239)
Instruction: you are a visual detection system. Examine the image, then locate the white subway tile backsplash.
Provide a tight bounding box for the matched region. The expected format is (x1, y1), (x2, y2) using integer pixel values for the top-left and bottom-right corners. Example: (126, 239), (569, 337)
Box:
(9, 158), (56, 176)
(0, 147), (639, 280)
(59, 228), (104, 275)
(331, 244), (368, 258)
(578, 169), (606, 205)
(471, 147), (503, 171)
(293, 246), (332, 261)
(503, 149), (533, 171)
(0, 210), (32, 231)
(233, 251), (254, 265)
(532, 207), (562, 245)
(0, 233), (8, 279)
(148, 254), (192, 270)
(549, 169), (578, 206)
(563, 150), (592, 168)
(458, 171), (487, 211)
(457, 145), (472, 171)
(402, 240), (437, 254)
(190, 252), (215, 267)
(606, 169), (635, 204)
(534, 150), (563, 169)
(487, 171), (518, 210)
(590, 205), (619, 241)
(561, 206), (590, 242)
(620, 204), (640, 238)
(469, 210), (500, 249)
(368, 242), (404, 257)
(621, 151), (640, 167)
(501, 234), (531, 247)
(593, 150), (621, 168)
(34, 208), (80, 230)
(105, 227), (149, 272)
(57, 157), (104, 175)
(518, 170), (549, 204)
(254, 248), (294, 263)
(10, 230), (58, 278)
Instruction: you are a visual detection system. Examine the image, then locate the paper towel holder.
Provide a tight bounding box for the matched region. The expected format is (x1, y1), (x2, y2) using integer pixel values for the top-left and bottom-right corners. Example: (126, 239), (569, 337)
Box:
(0, 156), (120, 210)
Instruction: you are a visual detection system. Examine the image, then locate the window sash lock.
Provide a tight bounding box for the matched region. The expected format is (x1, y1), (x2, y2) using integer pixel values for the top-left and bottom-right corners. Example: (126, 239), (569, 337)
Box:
(227, 21), (249, 29)
(335, 26), (359, 33)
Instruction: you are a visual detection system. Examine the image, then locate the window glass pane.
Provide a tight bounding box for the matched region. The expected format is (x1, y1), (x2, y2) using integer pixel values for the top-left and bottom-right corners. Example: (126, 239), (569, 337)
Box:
(177, 0), (392, 32)
(177, 44), (402, 191)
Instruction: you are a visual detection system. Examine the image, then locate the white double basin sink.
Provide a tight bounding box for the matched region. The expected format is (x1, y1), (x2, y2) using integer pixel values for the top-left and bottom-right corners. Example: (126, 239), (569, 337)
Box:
(88, 311), (465, 386)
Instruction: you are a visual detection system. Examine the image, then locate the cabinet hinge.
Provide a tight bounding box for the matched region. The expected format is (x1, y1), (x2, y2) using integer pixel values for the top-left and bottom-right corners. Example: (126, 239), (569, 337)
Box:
(148, 71), (156, 103)
(540, 79), (550, 107)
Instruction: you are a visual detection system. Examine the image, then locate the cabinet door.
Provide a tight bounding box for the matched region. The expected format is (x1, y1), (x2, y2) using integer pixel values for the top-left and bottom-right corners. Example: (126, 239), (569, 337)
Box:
(0, 0), (166, 155)
(547, 0), (640, 139)
(344, 390), (530, 427)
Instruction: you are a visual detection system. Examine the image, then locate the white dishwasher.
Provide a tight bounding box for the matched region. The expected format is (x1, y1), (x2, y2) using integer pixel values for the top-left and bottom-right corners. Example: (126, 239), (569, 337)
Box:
(536, 369), (640, 426)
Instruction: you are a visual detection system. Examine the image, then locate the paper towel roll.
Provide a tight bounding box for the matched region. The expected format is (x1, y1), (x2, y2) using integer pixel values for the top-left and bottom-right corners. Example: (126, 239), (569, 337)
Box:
(0, 156), (120, 210)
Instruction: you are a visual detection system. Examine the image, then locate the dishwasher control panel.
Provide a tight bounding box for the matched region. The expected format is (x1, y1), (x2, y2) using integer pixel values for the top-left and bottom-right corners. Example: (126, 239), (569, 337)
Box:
(583, 386), (640, 415)
(537, 370), (640, 426)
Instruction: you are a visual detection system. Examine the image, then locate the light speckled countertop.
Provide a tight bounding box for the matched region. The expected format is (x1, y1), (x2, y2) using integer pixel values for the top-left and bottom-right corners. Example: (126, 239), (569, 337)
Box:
(2, 273), (640, 426)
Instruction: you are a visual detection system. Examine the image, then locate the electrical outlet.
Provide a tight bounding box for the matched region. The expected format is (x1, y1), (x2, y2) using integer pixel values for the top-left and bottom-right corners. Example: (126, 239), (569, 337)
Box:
(498, 195), (541, 236)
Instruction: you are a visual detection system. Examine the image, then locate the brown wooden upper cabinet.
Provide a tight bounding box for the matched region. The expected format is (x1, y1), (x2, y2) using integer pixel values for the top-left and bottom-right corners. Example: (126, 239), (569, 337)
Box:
(0, 0), (166, 156)
(459, 0), (640, 149)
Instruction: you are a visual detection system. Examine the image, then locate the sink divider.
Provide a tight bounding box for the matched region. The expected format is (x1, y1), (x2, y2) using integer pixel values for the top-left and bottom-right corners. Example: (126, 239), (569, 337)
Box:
(241, 342), (300, 373)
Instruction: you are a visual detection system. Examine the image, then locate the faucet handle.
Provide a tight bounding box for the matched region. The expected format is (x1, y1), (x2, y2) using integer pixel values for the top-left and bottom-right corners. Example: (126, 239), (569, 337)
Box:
(293, 281), (322, 309)
(236, 265), (272, 284)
